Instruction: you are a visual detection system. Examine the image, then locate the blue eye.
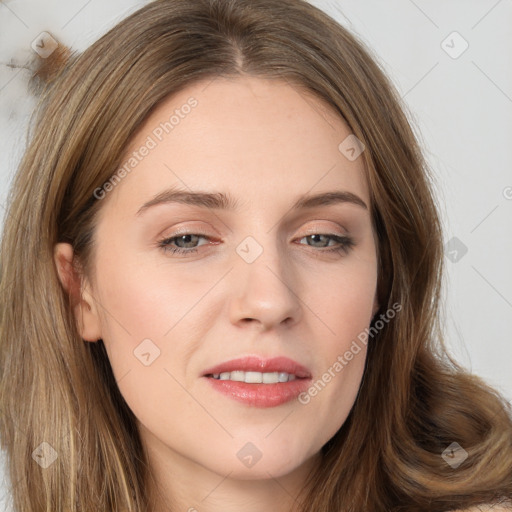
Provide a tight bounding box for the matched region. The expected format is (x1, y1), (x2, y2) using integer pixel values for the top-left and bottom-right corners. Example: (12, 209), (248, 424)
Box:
(297, 234), (355, 254)
(158, 233), (355, 256)
(158, 233), (209, 255)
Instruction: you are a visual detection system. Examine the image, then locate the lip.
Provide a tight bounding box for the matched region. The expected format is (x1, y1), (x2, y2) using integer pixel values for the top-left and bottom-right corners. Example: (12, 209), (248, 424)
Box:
(202, 356), (312, 379)
(202, 356), (312, 408)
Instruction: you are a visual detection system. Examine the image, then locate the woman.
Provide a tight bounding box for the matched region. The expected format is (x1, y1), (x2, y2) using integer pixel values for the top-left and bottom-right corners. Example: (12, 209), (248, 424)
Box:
(0, 0), (511, 510)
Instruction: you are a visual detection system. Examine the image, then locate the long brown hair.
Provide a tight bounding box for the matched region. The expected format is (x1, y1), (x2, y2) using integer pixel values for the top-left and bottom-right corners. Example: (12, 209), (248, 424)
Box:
(1, 1), (511, 510)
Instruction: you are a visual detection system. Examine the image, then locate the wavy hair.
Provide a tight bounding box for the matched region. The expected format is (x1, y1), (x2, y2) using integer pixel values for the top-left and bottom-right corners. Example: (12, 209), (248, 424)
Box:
(1, 0), (511, 510)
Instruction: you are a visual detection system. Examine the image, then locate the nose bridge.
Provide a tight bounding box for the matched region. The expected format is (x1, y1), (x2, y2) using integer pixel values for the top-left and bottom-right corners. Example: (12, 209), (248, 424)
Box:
(229, 232), (302, 328)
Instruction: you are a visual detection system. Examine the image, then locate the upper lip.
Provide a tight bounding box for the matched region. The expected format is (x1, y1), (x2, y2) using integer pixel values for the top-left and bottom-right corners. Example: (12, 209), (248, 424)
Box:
(202, 356), (311, 379)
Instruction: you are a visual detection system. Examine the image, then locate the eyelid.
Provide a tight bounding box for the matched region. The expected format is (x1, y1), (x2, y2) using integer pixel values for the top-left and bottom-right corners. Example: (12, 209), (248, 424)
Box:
(295, 221), (349, 237)
(157, 222), (216, 239)
(157, 219), (351, 243)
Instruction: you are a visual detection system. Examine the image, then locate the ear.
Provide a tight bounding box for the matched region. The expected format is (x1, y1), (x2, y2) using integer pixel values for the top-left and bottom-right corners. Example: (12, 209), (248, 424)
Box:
(54, 242), (102, 342)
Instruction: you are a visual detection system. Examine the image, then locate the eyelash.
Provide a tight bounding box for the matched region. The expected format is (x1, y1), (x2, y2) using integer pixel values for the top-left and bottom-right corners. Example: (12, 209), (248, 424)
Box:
(157, 232), (355, 256)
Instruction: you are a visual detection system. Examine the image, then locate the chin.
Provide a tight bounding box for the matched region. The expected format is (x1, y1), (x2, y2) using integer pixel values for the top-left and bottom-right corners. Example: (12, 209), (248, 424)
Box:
(202, 441), (318, 481)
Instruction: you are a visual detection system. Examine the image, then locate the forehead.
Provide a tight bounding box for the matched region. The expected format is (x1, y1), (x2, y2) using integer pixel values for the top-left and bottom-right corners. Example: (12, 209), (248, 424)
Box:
(101, 76), (369, 216)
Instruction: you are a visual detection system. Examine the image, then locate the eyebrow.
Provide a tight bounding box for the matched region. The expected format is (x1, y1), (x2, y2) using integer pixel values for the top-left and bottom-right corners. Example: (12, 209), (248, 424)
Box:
(136, 187), (368, 216)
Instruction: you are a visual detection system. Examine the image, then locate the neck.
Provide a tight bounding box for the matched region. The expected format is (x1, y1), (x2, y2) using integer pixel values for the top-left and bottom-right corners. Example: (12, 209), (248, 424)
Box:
(144, 442), (321, 512)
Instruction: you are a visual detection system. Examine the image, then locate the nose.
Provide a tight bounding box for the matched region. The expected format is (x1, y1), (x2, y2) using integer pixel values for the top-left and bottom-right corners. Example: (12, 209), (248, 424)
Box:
(228, 237), (303, 331)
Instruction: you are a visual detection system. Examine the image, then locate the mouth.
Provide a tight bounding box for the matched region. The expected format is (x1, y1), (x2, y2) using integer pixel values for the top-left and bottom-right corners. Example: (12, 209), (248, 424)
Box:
(206, 370), (300, 384)
(202, 355), (311, 380)
(202, 356), (312, 407)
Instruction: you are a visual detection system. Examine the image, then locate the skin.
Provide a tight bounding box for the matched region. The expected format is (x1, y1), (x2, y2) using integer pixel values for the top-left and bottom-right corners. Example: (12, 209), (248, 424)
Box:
(55, 76), (379, 512)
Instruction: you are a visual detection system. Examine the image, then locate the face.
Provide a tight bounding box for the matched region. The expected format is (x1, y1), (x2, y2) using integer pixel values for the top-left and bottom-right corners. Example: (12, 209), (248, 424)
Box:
(57, 76), (378, 485)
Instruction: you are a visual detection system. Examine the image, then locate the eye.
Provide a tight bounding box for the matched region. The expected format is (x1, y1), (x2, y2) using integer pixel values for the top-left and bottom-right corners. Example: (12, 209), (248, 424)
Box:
(296, 234), (355, 255)
(158, 233), (211, 255)
(157, 232), (355, 257)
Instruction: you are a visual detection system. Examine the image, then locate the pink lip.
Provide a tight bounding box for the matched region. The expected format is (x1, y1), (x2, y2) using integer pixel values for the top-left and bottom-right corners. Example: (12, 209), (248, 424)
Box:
(202, 356), (312, 408)
(202, 356), (311, 379)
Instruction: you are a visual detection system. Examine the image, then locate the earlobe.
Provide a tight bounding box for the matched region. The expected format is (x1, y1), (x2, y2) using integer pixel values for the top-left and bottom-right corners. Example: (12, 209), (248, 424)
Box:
(53, 242), (102, 342)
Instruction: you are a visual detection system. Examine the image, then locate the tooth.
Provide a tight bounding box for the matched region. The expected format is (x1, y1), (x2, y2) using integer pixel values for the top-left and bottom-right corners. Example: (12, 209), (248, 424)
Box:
(211, 371), (297, 383)
(230, 371), (245, 382)
(245, 371), (263, 383)
(262, 372), (279, 384)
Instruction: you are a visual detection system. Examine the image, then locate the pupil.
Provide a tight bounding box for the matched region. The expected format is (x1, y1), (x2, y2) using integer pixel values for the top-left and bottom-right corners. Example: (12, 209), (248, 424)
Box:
(179, 235), (195, 247)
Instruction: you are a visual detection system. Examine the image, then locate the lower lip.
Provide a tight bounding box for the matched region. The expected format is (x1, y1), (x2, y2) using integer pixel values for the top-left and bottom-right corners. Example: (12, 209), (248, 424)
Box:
(204, 376), (311, 407)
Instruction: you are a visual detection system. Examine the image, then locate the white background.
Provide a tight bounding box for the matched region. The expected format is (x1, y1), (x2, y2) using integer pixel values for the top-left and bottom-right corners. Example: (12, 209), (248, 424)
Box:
(1, 0), (511, 508)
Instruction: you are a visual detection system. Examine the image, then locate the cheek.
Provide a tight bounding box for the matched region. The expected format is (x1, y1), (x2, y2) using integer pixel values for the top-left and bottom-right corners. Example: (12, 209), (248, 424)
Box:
(91, 254), (175, 378)
(94, 250), (209, 341)
(296, 256), (376, 438)
(92, 258), (207, 434)
(308, 251), (378, 340)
